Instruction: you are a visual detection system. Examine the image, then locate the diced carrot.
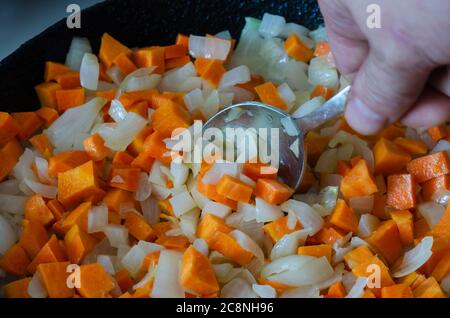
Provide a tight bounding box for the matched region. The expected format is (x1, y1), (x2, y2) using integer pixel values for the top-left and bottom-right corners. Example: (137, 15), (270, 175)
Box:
(305, 132), (331, 166)
(343, 245), (374, 269)
(313, 226), (346, 245)
(30, 133), (53, 159)
(311, 85), (335, 101)
(57, 161), (105, 207)
(65, 224), (98, 264)
(55, 88), (85, 111)
(109, 167), (140, 192)
(131, 151), (155, 172)
(372, 193), (389, 219)
(99, 33), (131, 68)
(113, 53), (137, 76)
(373, 138), (411, 175)
(83, 133), (112, 161)
(166, 56), (191, 70)
(11, 112), (42, 140)
(210, 231), (254, 266)
(432, 204), (450, 238)
(242, 162), (278, 181)
(431, 251), (450, 282)
(124, 212), (156, 242)
(422, 175), (450, 201)
(340, 159), (378, 199)
(254, 178), (293, 205)
(3, 277), (32, 298)
(54, 71), (81, 89)
(367, 220), (403, 264)
(48, 150), (90, 177)
(103, 188), (135, 213)
(35, 82), (61, 108)
(381, 284), (413, 298)
(236, 74), (264, 94)
(142, 131), (173, 166)
(413, 277), (446, 298)
(263, 216), (303, 243)
(115, 269), (134, 293)
(386, 174), (416, 210)
(406, 151), (450, 183)
(151, 100), (192, 138)
(128, 125), (153, 156)
(27, 235), (66, 274)
(314, 41), (331, 57)
(329, 199), (358, 233)
(254, 82), (288, 110)
(176, 34), (189, 50)
(61, 201), (91, 233)
(0, 138), (23, 181)
(0, 244), (30, 276)
(393, 137), (428, 156)
(37, 261), (74, 298)
(24, 194), (55, 226)
(197, 214), (232, 244)
(155, 235), (190, 251)
(47, 199), (65, 221)
(352, 255), (395, 294)
(326, 281), (346, 298)
(428, 125), (447, 142)
(297, 244), (332, 262)
(0, 112), (20, 145)
(216, 174), (254, 203)
(77, 263), (114, 298)
(131, 47), (165, 74)
(336, 160), (351, 177)
(194, 58), (225, 87)
(284, 33), (313, 62)
(95, 89), (117, 102)
(119, 89), (158, 108)
(390, 210), (414, 245)
(44, 61), (72, 81)
(19, 220), (49, 259)
(414, 218), (430, 239)
(165, 44), (188, 59)
(197, 177), (238, 210)
(297, 164), (316, 193)
(180, 246), (219, 296)
(378, 124), (405, 140)
(113, 151), (135, 166)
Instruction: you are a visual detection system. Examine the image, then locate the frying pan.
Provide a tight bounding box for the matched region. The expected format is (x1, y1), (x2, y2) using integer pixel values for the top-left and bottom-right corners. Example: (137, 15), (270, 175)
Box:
(0, 0), (323, 112)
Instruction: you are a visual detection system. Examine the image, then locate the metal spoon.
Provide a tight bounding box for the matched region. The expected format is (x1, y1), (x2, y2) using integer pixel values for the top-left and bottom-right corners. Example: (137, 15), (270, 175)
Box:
(203, 86), (351, 190)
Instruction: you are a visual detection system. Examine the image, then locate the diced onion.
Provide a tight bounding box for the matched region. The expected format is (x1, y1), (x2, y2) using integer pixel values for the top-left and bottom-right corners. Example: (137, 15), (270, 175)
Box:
(314, 148), (338, 174)
(280, 200), (324, 235)
(88, 204), (109, 233)
(34, 157), (55, 185)
(65, 37), (92, 71)
(169, 191), (197, 217)
(280, 22), (310, 38)
(280, 286), (320, 298)
(201, 201), (232, 219)
(97, 255), (116, 275)
(357, 214), (380, 238)
(151, 250), (184, 298)
(183, 88), (204, 113)
(109, 99), (128, 122)
(270, 230), (309, 260)
(135, 172), (152, 202)
(121, 242), (163, 278)
(80, 53), (99, 90)
(252, 284), (276, 298)
(255, 198), (283, 223)
(24, 179), (57, 199)
(309, 26), (328, 43)
(417, 201), (445, 229)
(229, 230), (264, 264)
(345, 277), (368, 298)
(179, 208), (200, 241)
(219, 65), (251, 89)
(202, 162), (239, 185)
(0, 179), (20, 195)
(189, 35), (231, 61)
(193, 238), (209, 256)
(28, 271), (48, 298)
(140, 197), (161, 225)
(308, 56), (339, 89)
(103, 225), (129, 248)
(349, 196), (374, 214)
(277, 83), (296, 108)
(221, 277), (258, 298)
(392, 236), (433, 278)
(259, 13), (286, 38)
(0, 214), (16, 255)
(104, 112), (148, 151)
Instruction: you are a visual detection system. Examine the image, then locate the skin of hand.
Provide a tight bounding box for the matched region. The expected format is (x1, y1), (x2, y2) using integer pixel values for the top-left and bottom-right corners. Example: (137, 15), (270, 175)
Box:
(318, 0), (450, 135)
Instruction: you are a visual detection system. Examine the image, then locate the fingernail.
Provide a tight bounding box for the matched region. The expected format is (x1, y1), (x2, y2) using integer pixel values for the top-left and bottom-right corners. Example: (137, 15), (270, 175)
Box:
(345, 97), (386, 135)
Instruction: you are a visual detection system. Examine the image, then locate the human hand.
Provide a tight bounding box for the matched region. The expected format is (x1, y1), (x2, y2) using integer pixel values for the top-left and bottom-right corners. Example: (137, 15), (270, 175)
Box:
(318, 0), (450, 135)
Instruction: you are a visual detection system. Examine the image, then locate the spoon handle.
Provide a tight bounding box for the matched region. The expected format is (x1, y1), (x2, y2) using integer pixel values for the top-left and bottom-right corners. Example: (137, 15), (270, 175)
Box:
(295, 85), (351, 133)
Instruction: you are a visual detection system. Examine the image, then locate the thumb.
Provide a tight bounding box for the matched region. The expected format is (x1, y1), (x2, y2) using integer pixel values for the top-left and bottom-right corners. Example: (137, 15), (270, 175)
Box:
(344, 50), (432, 135)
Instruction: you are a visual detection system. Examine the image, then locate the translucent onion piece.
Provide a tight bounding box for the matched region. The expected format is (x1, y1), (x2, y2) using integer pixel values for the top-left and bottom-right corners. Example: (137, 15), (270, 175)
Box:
(229, 230), (264, 264)
(0, 214), (16, 255)
(357, 214), (380, 238)
(80, 53), (99, 90)
(151, 250), (184, 298)
(280, 286), (321, 298)
(135, 172), (152, 202)
(169, 191), (197, 217)
(103, 225), (129, 248)
(345, 277), (368, 298)
(108, 99), (127, 122)
(201, 201), (232, 219)
(193, 238), (209, 256)
(97, 255), (116, 275)
(292, 96), (324, 119)
(179, 208), (200, 241)
(24, 179), (57, 199)
(221, 277), (258, 298)
(270, 230), (309, 260)
(392, 236), (433, 278)
(189, 35), (231, 61)
(219, 65), (251, 89)
(104, 112), (148, 151)
(281, 200), (324, 235)
(0, 179), (20, 195)
(308, 56), (339, 89)
(417, 201), (445, 229)
(28, 271), (48, 298)
(252, 284), (277, 298)
(88, 204), (108, 234)
(280, 22), (310, 38)
(314, 148), (338, 174)
(259, 13), (286, 38)
(255, 198), (283, 223)
(183, 88), (204, 113)
(349, 195), (374, 214)
(65, 37), (92, 71)
(170, 161), (189, 187)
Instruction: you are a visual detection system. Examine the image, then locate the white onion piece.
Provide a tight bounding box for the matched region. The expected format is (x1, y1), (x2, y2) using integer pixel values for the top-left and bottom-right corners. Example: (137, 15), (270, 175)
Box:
(201, 201), (232, 219)
(193, 238), (209, 256)
(219, 65), (251, 89)
(252, 284), (277, 298)
(103, 225), (129, 248)
(189, 35), (231, 61)
(121, 242), (163, 278)
(170, 161), (189, 187)
(277, 83), (296, 109)
(345, 277), (368, 298)
(357, 214), (380, 238)
(221, 277), (258, 298)
(179, 208), (200, 241)
(392, 236), (433, 278)
(183, 88), (204, 113)
(169, 191), (197, 217)
(281, 200), (324, 235)
(287, 210), (298, 230)
(151, 250), (184, 298)
(97, 255), (116, 275)
(314, 148), (338, 174)
(151, 184), (171, 200)
(148, 161), (168, 187)
(0, 179), (20, 195)
(28, 271), (48, 298)
(259, 13), (286, 38)
(47, 97), (106, 151)
(280, 22), (310, 38)
(24, 179), (57, 199)
(106, 66), (123, 85)
(65, 37), (92, 71)
(0, 214), (16, 255)
(308, 56), (339, 89)
(202, 90), (221, 119)
(417, 201), (445, 229)
(80, 53), (99, 90)
(337, 143), (354, 161)
(125, 74), (161, 92)
(109, 99), (127, 122)
(189, 183), (210, 210)
(231, 86), (255, 104)
(34, 157), (54, 185)
(88, 204), (108, 233)
(280, 286), (321, 298)
(12, 148), (37, 186)
(314, 263), (346, 291)
(0, 194), (27, 215)
(202, 162), (239, 185)
(291, 96), (324, 119)
(431, 140), (450, 158)
(270, 230), (309, 260)
(309, 26), (328, 43)
(104, 112), (147, 151)
(349, 196), (374, 214)
(140, 197), (161, 225)
(229, 230), (264, 264)
(135, 172), (152, 202)
(255, 198), (283, 223)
